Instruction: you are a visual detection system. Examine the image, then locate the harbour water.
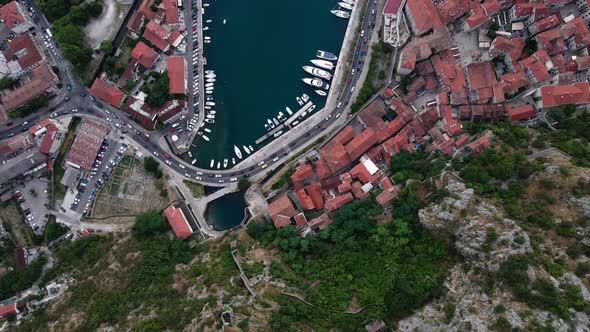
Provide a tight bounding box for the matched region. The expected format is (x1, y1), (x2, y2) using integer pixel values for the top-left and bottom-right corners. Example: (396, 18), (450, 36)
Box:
(205, 191), (248, 230)
(189, 0), (348, 169)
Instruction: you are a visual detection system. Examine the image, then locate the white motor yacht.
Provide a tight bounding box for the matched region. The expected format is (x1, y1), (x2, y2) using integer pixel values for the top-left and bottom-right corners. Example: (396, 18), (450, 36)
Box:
(302, 66), (332, 80)
(311, 59), (335, 70)
(210, 159), (215, 168)
(223, 159), (228, 168)
(202, 135), (210, 141)
(315, 90), (327, 96)
(243, 145), (251, 154)
(234, 145), (243, 159)
(286, 107), (293, 115)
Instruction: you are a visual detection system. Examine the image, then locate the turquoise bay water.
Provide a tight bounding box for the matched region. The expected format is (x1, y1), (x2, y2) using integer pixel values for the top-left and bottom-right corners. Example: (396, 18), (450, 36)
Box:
(205, 190), (247, 230)
(189, 0), (348, 169)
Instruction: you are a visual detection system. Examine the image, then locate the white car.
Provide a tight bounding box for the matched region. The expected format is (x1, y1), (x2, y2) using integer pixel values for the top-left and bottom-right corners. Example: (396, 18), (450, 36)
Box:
(195, 176), (202, 180)
(196, 171), (203, 175)
(165, 160), (172, 165)
(272, 157), (279, 162)
(214, 174), (222, 178)
(153, 151), (159, 157)
(336, 113), (341, 118)
(337, 102), (342, 108)
(258, 161), (265, 166)
(178, 164), (186, 169)
(184, 173), (191, 178)
(230, 177), (238, 182)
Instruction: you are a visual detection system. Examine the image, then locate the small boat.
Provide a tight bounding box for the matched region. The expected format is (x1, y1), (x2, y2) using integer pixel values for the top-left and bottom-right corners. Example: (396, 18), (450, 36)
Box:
(223, 159), (228, 168)
(204, 36), (211, 39)
(203, 2), (209, 7)
(315, 89), (327, 96)
(206, 83), (214, 87)
(292, 120), (300, 126)
(205, 74), (216, 79)
(191, 159), (197, 165)
(331, 9), (350, 19)
(273, 118), (279, 126)
(296, 97), (304, 105)
(338, 2), (353, 10)
(278, 112), (285, 120)
(188, 151), (192, 157)
(217, 162), (221, 169)
(206, 78), (216, 83)
(243, 145), (251, 154)
(311, 59), (335, 71)
(204, 128), (212, 133)
(302, 93), (310, 102)
(342, 0), (355, 4)
(205, 70), (214, 74)
(302, 66), (332, 80)
(286, 107), (293, 115)
(204, 40), (211, 44)
(202, 135), (210, 141)
(205, 91), (213, 95)
(208, 111), (216, 115)
(206, 114), (215, 119)
(206, 96), (214, 100)
(249, 145), (254, 151)
(206, 102), (216, 106)
(309, 105), (316, 112)
(223, 19), (227, 24)
(200, 122), (205, 127)
(316, 50), (338, 61)
(302, 77), (330, 90)
(205, 119), (215, 123)
(210, 159), (215, 168)
(232, 158), (235, 165)
(205, 106), (212, 110)
(274, 130), (283, 138)
(299, 111), (308, 119)
(203, 27), (209, 31)
(206, 19), (212, 23)
(234, 145), (243, 159)
(264, 124), (270, 131)
(198, 131), (203, 136)
(267, 119), (275, 128)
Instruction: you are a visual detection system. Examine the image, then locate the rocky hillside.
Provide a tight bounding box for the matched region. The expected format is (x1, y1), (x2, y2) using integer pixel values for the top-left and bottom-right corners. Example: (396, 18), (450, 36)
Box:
(399, 153), (590, 331)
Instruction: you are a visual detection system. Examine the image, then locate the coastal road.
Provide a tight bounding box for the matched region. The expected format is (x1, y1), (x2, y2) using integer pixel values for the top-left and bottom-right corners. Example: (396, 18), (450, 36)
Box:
(1, 0), (379, 187)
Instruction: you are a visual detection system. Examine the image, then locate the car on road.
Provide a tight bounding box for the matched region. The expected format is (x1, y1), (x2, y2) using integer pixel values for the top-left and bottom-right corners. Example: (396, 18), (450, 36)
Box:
(178, 164), (186, 169)
(325, 114), (332, 121)
(230, 177), (237, 182)
(195, 176), (202, 180)
(214, 174), (222, 178)
(184, 173), (191, 178)
(165, 153), (171, 159)
(153, 151), (159, 157)
(165, 160), (172, 165)
(336, 112), (341, 118)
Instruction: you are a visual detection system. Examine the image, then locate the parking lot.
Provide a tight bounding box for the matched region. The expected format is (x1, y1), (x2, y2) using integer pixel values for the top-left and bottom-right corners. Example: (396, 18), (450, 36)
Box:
(13, 177), (49, 235)
(61, 137), (126, 216)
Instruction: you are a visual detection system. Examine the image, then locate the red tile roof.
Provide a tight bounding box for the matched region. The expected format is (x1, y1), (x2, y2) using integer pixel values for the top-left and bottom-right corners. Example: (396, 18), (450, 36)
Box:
(561, 17), (590, 47)
(0, 132), (33, 156)
(319, 141), (351, 173)
(294, 213), (308, 228)
(466, 61), (496, 91)
(131, 41), (158, 69)
(575, 56), (590, 70)
(540, 82), (590, 108)
(432, 53), (466, 94)
(3, 33), (42, 71)
(379, 176), (395, 190)
(166, 56), (186, 94)
(455, 134), (470, 147)
(64, 119), (109, 169)
(345, 128), (377, 161)
(376, 189), (398, 208)
(268, 195), (297, 229)
(326, 193), (354, 212)
(376, 115), (408, 142)
(481, 0), (501, 15)
(0, 302), (17, 318)
(468, 136), (492, 154)
(291, 163), (314, 183)
(39, 123), (58, 154)
(333, 125), (355, 145)
(438, 138), (456, 156)
(350, 162), (372, 183)
(90, 78), (125, 108)
(306, 182), (324, 211)
(436, 0), (470, 25)
(527, 61), (551, 83)
(163, 0), (179, 25)
(535, 28), (567, 55)
(128, 0), (158, 32)
(501, 71), (530, 94)
(506, 104), (535, 121)
(443, 119), (462, 136)
(0, 1), (25, 30)
(406, 0), (444, 35)
(2, 62), (54, 112)
(383, 0), (403, 14)
(490, 36), (525, 61)
(163, 205), (193, 239)
(308, 213), (333, 231)
(381, 88), (395, 99)
(530, 13), (562, 33)
(313, 157), (332, 179)
(295, 188), (315, 210)
(144, 20), (171, 51)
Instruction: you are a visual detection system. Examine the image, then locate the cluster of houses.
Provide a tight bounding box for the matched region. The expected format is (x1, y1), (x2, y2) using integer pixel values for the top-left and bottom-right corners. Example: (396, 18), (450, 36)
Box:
(89, 0), (188, 129)
(0, 1), (59, 121)
(266, 0), (590, 233)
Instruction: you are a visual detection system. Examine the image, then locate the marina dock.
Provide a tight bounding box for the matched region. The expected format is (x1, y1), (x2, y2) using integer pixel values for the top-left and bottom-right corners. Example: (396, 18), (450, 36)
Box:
(255, 101), (313, 145)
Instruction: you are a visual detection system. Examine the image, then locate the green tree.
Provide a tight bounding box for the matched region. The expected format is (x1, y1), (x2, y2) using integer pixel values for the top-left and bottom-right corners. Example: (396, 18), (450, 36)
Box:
(100, 41), (114, 55)
(0, 76), (15, 90)
(238, 178), (251, 191)
(143, 157), (163, 178)
(134, 211), (165, 236)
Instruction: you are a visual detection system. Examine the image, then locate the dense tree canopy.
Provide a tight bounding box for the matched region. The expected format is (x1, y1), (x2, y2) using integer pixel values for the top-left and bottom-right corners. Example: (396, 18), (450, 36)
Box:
(134, 211), (165, 236)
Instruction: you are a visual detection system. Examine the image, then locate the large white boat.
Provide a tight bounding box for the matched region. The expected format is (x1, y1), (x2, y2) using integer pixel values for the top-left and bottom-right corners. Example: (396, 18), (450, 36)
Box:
(234, 145), (243, 159)
(206, 114), (215, 119)
(206, 102), (216, 106)
(205, 119), (215, 123)
(311, 59), (335, 71)
(309, 104), (317, 112)
(316, 50), (338, 61)
(338, 2), (353, 10)
(202, 135), (210, 142)
(302, 77), (330, 90)
(264, 124), (270, 131)
(286, 107), (293, 115)
(206, 78), (216, 83)
(217, 162), (221, 169)
(315, 89), (327, 96)
(296, 97), (304, 105)
(204, 128), (212, 132)
(330, 9), (350, 19)
(342, 0), (355, 4)
(302, 66), (332, 80)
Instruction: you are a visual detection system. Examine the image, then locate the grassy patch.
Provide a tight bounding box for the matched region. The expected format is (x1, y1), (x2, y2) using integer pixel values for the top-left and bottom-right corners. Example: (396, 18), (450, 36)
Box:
(183, 180), (205, 198)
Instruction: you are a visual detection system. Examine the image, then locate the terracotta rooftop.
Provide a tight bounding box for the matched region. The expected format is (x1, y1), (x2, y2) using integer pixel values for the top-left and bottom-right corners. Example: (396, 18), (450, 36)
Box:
(291, 163), (314, 183)
(293, 213), (308, 228)
(144, 20), (171, 51)
(1, 62), (54, 112)
(268, 194), (297, 229)
(326, 193), (354, 212)
(468, 136), (492, 154)
(405, 0), (444, 35)
(0, 1), (25, 30)
(501, 71), (530, 94)
(506, 104), (535, 122)
(383, 0), (403, 14)
(307, 213), (333, 231)
(490, 36), (525, 61)
(64, 119), (108, 169)
(166, 56), (186, 94)
(333, 125), (355, 145)
(3, 33), (42, 71)
(540, 82), (590, 108)
(131, 41), (158, 69)
(163, 204), (194, 239)
(306, 182), (324, 211)
(295, 188), (315, 210)
(466, 61), (496, 91)
(90, 78), (125, 108)
(436, 0), (470, 25)
(319, 141), (351, 173)
(345, 128), (377, 161)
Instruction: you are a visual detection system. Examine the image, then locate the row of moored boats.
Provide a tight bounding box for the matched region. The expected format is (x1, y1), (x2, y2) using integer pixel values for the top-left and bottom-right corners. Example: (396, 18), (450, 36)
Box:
(331, 0), (355, 19)
(301, 50), (338, 95)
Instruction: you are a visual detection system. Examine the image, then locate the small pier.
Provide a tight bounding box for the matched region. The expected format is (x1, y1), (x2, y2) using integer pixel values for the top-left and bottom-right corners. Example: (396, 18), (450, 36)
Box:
(254, 101), (314, 145)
